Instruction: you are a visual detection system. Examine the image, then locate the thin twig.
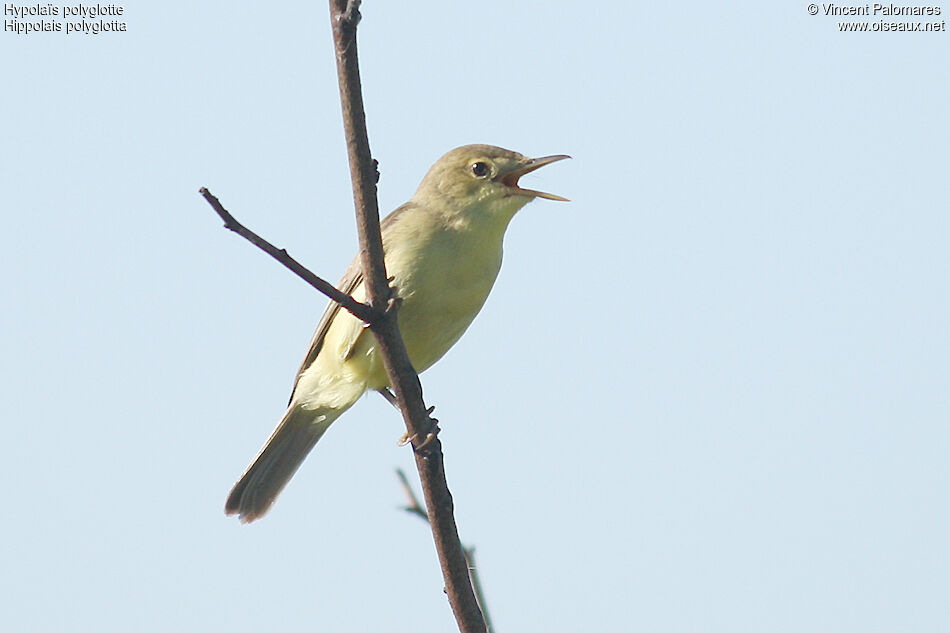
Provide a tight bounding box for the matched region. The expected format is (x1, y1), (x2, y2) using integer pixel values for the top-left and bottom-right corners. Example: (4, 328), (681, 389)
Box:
(396, 469), (495, 633)
(463, 546), (494, 633)
(198, 187), (379, 324)
(328, 2), (487, 631)
(396, 467), (428, 521)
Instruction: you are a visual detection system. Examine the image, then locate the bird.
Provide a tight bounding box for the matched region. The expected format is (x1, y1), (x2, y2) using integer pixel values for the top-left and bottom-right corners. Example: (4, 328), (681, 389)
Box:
(225, 144), (569, 522)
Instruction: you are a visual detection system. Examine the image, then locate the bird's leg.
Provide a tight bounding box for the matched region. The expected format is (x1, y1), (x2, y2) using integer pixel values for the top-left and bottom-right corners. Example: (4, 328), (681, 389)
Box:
(376, 389), (419, 445)
(379, 389), (435, 446)
(377, 387), (398, 408)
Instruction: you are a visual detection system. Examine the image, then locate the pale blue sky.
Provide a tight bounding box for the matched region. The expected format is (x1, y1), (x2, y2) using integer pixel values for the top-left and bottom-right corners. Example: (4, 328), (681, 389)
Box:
(2, 2), (948, 632)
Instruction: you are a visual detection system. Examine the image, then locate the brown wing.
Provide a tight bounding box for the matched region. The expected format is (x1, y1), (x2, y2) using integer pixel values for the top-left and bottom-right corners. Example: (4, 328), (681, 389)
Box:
(287, 257), (363, 404)
(286, 202), (418, 404)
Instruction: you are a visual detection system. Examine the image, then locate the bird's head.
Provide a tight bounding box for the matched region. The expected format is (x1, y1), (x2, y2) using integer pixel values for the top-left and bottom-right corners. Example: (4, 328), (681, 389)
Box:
(413, 144), (570, 224)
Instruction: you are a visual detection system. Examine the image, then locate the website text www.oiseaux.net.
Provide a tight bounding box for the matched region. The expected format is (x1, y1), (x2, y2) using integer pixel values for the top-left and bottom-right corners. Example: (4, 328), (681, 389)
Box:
(815, 3), (946, 31)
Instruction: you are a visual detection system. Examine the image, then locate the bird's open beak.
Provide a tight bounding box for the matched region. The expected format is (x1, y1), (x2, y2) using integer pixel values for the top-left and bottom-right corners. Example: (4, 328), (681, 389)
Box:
(500, 154), (571, 201)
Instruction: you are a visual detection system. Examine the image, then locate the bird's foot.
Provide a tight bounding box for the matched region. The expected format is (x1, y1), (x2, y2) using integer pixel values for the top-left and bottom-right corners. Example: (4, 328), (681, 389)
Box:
(397, 412), (440, 450)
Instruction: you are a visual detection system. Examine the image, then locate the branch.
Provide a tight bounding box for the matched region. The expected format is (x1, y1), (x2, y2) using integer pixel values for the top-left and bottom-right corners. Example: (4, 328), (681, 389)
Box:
(328, 2), (487, 632)
(397, 470), (495, 633)
(198, 187), (379, 324)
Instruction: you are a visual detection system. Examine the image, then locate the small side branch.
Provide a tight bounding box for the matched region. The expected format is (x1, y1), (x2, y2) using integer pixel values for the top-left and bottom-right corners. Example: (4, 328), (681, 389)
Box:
(396, 469), (495, 633)
(198, 187), (379, 324)
(396, 467), (429, 521)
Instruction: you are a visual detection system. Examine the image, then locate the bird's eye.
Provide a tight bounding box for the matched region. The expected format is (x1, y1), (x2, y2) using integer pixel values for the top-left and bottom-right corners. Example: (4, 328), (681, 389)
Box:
(470, 161), (490, 178)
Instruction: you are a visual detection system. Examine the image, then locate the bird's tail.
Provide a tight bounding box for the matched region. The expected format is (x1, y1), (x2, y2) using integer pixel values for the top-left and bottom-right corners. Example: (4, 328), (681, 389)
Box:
(225, 404), (343, 523)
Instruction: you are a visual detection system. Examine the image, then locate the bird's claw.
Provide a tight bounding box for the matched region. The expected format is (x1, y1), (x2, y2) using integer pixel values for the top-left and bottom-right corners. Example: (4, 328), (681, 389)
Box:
(415, 426), (440, 451)
(397, 421), (440, 451)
